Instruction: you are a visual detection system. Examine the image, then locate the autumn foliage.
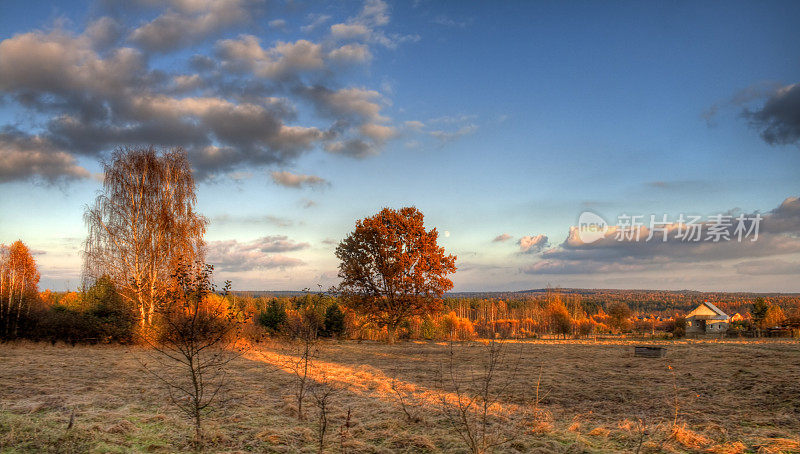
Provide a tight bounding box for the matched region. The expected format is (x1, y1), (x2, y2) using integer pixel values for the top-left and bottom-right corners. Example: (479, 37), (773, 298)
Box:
(336, 207), (457, 343)
(0, 240), (41, 339)
(84, 146), (207, 329)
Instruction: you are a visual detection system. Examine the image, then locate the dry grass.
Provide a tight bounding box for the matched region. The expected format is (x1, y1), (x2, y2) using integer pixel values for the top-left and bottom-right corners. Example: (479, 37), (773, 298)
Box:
(0, 339), (798, 453)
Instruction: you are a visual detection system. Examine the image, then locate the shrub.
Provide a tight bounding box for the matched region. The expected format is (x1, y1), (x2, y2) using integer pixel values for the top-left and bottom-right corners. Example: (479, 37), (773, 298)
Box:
(321, 304), (345, 338)
(35, 305), (101, 344)
(439, 312), (476, 340)
(576, 318), (595, 337)
(672, 316), (686, 338)
(258, 298), (287, 333)
(84, 275), (136, 343)
(420, 315), (440, 339)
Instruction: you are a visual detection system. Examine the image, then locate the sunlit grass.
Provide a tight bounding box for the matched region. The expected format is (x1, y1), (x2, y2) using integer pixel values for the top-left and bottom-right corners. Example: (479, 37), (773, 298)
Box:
(1, 340), (798, 453)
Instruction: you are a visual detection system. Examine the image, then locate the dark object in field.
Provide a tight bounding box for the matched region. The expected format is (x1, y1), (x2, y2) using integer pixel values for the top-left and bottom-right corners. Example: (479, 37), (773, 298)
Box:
(634, 346), (666, 358)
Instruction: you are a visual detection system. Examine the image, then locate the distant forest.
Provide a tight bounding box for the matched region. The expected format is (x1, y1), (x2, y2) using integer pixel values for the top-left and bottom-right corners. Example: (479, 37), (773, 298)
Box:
(238, 288), (800, 318)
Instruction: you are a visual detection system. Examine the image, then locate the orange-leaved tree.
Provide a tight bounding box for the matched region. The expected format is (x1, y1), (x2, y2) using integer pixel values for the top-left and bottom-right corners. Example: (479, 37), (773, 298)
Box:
(0, 240), (41, 339)
(335, 207), (456, 343)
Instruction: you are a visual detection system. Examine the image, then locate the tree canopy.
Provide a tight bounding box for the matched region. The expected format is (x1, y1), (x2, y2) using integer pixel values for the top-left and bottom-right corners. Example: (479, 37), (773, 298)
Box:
(335, 207), (457, 343)
(0, 240), (41, 339)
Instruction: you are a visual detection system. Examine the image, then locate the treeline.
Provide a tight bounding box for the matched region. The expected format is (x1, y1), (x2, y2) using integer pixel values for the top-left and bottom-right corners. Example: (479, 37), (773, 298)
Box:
(4, 234), (798, 344)
(448, 290), (800, 320)
(17, 287), (797, 344)
(5, 278), (800, 345)
(4, 146), (799, 344)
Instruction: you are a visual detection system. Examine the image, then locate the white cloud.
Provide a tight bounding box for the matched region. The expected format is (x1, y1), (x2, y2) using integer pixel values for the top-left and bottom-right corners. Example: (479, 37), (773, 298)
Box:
(518, 234), (548, 253)
(206, 236), (308, 272)
(129, 0), (260, 52)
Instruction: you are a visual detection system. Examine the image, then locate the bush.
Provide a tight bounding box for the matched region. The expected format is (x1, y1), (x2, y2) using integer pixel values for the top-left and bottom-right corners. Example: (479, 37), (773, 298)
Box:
(35, 306), (101, 345)
(439, 312), (476, 340)
(321, 304), (346, 338)
(576, 318), (595, 337)
(258, 299), (287, 333)
(420, 316), (440, 339)
(672, 316), (686, 338)
(25, 276), (135, 344)
(84, 275), (136, 343)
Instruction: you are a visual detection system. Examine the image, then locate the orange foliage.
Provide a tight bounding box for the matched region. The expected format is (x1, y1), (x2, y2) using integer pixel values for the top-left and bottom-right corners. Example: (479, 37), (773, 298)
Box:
(0, 240), (42, 338)
(336, 207), (457, 343)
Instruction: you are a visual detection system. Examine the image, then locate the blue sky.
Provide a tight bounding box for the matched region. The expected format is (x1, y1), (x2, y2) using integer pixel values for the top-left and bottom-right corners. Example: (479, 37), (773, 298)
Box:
(0, 0), (799, 292)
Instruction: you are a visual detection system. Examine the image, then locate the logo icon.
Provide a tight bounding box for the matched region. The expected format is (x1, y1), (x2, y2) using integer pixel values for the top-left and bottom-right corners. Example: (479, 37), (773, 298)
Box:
(577, 212), (608, 244)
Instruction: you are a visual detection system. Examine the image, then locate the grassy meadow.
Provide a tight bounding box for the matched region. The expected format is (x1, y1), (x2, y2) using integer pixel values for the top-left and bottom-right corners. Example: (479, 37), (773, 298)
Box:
(1, 339), (798, 453)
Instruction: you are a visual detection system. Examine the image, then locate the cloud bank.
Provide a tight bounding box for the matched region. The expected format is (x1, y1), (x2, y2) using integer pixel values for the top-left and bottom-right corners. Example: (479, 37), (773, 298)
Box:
(522, 197), (800, 276)
(0, 0), (416, 183)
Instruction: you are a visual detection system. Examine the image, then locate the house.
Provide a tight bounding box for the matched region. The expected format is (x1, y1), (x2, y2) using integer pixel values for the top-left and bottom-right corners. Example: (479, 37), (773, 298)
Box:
(686, 301), (730, 335)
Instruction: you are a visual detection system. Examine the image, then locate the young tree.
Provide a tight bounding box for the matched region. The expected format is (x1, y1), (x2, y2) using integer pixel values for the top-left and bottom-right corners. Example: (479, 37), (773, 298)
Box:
(763, 304), (786, 329)
(607, 301), (632, 334)
(84, 275), (137, 342)
(141, 262), (242, 450)
(751, 297), (769, 335)
(283, 290), (327, 421)
(546, 300), (572, 339)
(321, 303), (346, 338)
(335, 207), (457, 343)
(257, 298), (288, 334)
(0, 240), (41, 339)
(84, 146), (207, 329)
(437, 340), (524, 453)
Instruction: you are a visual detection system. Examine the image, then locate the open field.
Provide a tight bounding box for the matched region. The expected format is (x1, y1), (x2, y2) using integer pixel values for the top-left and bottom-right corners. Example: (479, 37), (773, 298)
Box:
(1, 340), (799, 453)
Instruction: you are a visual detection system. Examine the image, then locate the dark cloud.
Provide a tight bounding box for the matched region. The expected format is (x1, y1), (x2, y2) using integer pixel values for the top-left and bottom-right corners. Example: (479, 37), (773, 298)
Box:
(0, 0), (413, 183)
(323, 137), (378, 158)
(297, 84), (393, 154)
(0, 127), (90, 183)
(743, 83), (800, 145)
(735, 259), (800, 276)
(762, 196), (800, 233)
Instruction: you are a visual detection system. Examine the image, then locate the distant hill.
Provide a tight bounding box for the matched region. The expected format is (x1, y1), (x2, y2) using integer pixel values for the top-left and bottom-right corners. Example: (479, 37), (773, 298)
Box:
(448, 288), (800, 298)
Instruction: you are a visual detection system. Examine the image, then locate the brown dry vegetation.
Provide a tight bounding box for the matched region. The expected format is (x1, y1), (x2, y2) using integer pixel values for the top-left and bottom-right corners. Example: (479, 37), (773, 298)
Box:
(1, 339), (798, 453)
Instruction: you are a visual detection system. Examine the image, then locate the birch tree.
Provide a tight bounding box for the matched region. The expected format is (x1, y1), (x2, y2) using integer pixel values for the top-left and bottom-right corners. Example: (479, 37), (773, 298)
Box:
(0, 240), (40, 339)
(84, 146), (206, 329)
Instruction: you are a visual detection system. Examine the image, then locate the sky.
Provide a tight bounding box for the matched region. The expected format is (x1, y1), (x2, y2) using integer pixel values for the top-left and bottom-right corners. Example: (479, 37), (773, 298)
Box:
(0, 0), (799, 292)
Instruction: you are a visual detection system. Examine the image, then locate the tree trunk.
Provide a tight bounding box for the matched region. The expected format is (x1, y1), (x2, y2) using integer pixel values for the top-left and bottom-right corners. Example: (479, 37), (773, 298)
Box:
(13, 276), (25, 338)
(6, 272), (15, 338)
(194, 409), (202, 452)
(138, 296), (147, 329)
(386, 323), (397, 344)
